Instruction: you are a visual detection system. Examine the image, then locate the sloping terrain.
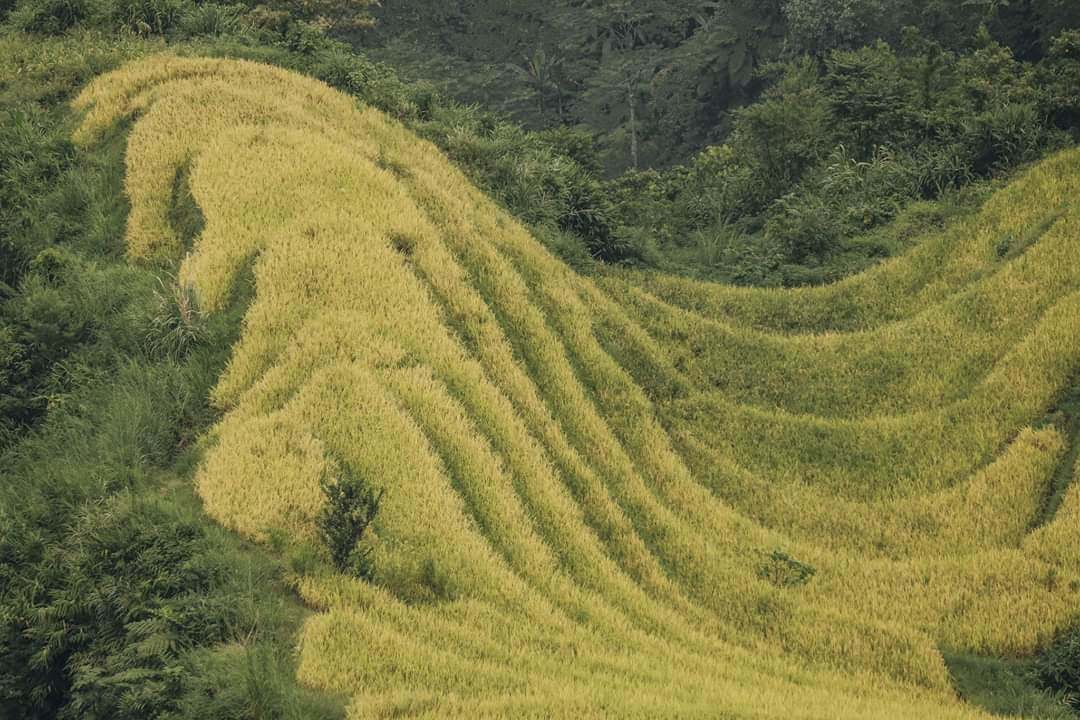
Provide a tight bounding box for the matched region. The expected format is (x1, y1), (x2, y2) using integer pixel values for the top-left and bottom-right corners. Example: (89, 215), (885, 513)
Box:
(73, 56), (1080, 718)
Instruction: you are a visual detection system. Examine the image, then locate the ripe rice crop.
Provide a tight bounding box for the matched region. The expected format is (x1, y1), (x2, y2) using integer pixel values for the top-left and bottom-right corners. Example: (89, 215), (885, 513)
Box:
(74, 55), (1080, 718)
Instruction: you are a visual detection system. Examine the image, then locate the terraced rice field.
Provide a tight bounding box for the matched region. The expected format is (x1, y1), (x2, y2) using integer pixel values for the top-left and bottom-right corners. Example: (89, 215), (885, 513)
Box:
(74, 56), (1080, 718)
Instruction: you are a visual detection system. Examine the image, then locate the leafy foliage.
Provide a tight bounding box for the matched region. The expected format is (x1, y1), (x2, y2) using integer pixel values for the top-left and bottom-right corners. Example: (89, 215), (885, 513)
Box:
(7, 0), (90, 34)
(1038, 627), (1080, 710)
(757, 550), (816, 589)
(0, 104), (73, 287)
(316, 469), (382, 579)
(147, 276), (206, 360)
(945, 650), (1075, 719)
(0, 498), (232, 719)
(605, 29), (1080, 283)
(0, 39), (345, 720)
(362, 0), (787, 171)
(360, 0), (1077, 173)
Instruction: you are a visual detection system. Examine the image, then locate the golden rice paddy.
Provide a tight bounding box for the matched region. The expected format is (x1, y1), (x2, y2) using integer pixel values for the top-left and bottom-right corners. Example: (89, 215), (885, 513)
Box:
(74, 55), (1080, 718)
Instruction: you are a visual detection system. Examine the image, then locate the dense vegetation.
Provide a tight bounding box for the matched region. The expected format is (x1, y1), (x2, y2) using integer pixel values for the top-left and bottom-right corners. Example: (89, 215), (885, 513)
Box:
(604, 29), (1080, 284)
(0, 0), (1079, 717)
(361, 0), (1080, 168)
(364, 1), (1080, 283)
(0, 38), (351, 718)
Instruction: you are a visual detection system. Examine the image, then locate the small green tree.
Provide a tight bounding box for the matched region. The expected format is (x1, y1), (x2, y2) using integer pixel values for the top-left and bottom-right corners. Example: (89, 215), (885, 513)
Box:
(758, 549), (816, 588)
(316, 469), (383, 579)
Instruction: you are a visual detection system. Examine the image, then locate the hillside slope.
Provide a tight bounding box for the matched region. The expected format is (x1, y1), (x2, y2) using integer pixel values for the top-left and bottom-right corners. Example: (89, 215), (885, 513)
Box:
(74, 56), (1080, 718)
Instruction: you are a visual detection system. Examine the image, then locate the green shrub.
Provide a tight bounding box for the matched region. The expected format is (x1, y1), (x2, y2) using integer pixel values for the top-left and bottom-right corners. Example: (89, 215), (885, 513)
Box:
(781, 0), (889, 56)
(1041, 30), (1080, 136)
(316, 469), (382, 579)
(757, 550), (816, 589)
(172, 644), (343, 720)
(823, 42), (916, 158)
(146, 276), (206, 360)
(7, 0), (91, 34)
(765, 190), (843, 264)
(535, 125), (603, 175)
(0, 497), (233, 719)
(945, 651), (1075, 719)
(601, 225), (661, 266)
(688, 222), (783, 286)
(731, 58), (834, 203)
(107, 0), (185, 34)
(418, 557), (456, 602)
(176, 2), (245, 37)
(283, 20), (332, 55)
(0, 105), (74, 286)
(1037, 627), (1080, 709)
(1, 265), (95, 429)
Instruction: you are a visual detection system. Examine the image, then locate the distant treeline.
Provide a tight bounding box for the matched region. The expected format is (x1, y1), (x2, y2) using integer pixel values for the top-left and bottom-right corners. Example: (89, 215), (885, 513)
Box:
(360, 0), (1080, 172)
